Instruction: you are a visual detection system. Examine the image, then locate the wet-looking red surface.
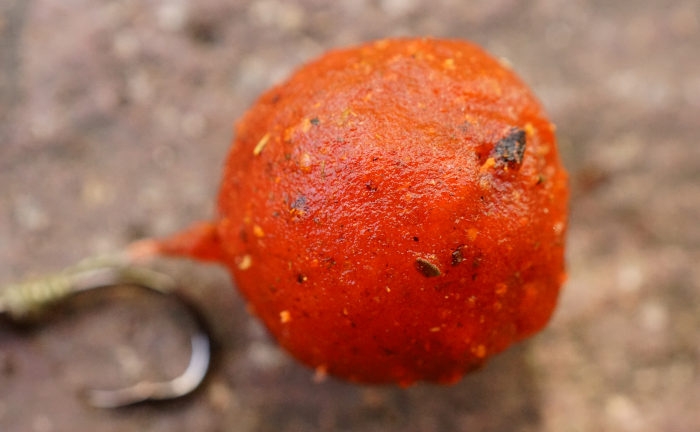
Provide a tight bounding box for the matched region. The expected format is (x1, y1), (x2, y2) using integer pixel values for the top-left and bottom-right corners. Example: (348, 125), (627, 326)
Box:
(153, 37), (569, 385)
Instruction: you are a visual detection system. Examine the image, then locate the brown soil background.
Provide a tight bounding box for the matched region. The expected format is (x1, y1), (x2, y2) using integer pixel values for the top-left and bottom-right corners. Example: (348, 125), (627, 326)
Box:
(1, 1), (699, 431)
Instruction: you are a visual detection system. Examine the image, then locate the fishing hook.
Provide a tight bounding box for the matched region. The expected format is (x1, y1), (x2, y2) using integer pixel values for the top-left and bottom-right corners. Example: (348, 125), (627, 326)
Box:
(0, 254), (211, 408)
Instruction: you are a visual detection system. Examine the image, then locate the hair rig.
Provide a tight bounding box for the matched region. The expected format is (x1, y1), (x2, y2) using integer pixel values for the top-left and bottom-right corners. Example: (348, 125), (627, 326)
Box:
(0, 253), (211, 408)
(1, 37), (569, 408)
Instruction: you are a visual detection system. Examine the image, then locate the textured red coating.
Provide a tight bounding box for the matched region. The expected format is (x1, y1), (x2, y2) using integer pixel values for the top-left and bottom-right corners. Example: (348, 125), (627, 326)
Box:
(155, 38), (569, 385)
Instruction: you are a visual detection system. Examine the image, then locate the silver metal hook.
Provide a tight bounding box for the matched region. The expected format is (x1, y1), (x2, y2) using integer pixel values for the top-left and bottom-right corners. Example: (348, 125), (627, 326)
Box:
(0, 254), (211, 408)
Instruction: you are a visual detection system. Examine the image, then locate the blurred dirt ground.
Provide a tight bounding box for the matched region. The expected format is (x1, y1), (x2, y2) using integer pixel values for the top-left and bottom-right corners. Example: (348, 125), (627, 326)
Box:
(1, 1), (699, 431)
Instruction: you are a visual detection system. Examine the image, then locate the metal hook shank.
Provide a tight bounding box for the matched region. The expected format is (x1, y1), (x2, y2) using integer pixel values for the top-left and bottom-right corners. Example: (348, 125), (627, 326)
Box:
(0, 255), (211, 408)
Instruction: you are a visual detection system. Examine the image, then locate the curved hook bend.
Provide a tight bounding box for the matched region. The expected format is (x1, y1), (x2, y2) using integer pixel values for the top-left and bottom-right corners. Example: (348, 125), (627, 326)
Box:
(85, 331), (210, 408)
(0, 255), (211, 408)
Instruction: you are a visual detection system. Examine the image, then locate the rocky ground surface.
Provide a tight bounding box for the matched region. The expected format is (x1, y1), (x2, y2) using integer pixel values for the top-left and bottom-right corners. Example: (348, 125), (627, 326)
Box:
(1, 1), (699, 431)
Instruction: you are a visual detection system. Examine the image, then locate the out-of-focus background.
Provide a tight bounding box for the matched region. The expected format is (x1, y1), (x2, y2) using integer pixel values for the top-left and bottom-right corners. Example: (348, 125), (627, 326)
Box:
(1, 1), (698, 431)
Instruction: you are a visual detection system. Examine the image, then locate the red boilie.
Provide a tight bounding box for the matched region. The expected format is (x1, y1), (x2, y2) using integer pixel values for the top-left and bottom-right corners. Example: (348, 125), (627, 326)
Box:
(151, 38), (569, 385)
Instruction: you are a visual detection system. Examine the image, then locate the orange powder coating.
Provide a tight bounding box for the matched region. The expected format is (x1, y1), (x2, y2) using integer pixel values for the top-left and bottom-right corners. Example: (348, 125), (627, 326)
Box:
(150, 38), (569, 385)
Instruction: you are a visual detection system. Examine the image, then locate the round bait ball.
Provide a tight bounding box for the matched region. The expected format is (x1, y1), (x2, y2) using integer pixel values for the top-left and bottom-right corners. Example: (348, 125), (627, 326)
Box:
(159, 38), (569, 385)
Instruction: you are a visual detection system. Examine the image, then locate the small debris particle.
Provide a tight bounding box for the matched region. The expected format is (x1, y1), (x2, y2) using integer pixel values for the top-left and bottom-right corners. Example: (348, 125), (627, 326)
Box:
(297, 273), (308, 283)
(554, 220), (565, 235)
(338, 107), (355, 125)
(310, 117), (320, 126)
(498, 56), (513, 69)
(290, 195), (308, 216)
(302, 118), (313, 133)
(280, 310), (291, 323)
(451, 246), (464, 266)
(314, 364), (328, 382)
(299, 152), (312, 172)
(237, 254), (253, 270)
(492, 128), (526, 165)
(495, 283), (508, 296)
(416, 258), (441, 277)
(283, 127), (294, 142)
(479, 157), (496, 172)
(253, 133), (271, 155)
(253, 224), (265, 238)
(239, 228), (249, 243)
(524, 122), (536, 136)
